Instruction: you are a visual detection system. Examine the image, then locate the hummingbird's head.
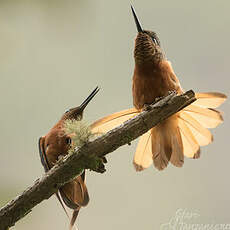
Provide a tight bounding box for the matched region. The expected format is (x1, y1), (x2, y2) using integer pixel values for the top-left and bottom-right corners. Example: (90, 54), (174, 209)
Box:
(131, 5), (164, 65)
(61, 86), (100, 121)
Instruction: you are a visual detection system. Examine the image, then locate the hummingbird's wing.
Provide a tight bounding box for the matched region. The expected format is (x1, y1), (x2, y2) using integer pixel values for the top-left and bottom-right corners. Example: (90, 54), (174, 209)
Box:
(59, 171), (89, 209)
(133, 92), (226, 171)
(193, 92), (227, 108)
(176, 92), (226, 159)
(38, 137), (70, 219)
(91, 108), (139, 134)
(184, 104), (224, 128)
(38, 137), (49, 172)
(179, 112), (213, 146)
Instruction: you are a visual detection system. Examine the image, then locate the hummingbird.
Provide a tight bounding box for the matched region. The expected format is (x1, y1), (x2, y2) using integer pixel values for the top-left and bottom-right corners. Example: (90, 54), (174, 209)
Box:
(39, 87), (99, 230)
(91, 6), (226, 171)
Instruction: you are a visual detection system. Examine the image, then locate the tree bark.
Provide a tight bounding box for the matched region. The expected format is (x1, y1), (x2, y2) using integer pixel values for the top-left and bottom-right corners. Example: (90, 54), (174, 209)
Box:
(0, 90), (195, 229)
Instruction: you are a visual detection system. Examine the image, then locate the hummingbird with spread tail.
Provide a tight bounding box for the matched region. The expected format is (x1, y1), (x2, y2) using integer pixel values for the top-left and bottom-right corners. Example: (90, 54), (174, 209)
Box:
(91, 6), (227, 171)
(39, 87), (99, 230)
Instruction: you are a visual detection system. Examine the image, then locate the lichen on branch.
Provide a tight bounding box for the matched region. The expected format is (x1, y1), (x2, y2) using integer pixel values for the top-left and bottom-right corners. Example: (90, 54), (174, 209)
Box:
(64, 119), (96, 154)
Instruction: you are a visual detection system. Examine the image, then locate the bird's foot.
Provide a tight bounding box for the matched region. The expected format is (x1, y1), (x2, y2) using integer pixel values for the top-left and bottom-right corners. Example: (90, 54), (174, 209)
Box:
(167, 90), (177, 95)
(142, 103), (152, 111)
(87, 155), (107, 173)
(101, 156), (108, 164)
(154, 91), (177, 105)
(154, 96), (165, 103)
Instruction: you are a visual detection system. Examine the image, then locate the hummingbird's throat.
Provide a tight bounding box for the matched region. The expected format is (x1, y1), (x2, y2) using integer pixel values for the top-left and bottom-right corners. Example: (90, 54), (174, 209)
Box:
(134, 32), (163, 65)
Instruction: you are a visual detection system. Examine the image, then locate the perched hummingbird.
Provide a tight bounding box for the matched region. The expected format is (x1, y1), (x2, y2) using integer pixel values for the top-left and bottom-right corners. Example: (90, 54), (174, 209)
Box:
(39, 87), (99, 230)
(91, 6), (226, 171)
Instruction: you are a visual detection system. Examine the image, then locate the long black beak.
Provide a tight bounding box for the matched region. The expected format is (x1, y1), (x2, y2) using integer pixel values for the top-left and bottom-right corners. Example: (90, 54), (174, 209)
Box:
(79, 86), (100, 112)
(62, 86), (100, 121)
(131, 5), (143, 33)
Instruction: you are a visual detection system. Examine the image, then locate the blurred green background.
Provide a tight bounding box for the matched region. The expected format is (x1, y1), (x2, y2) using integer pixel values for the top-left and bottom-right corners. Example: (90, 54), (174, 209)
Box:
(0, 0), (229, 229)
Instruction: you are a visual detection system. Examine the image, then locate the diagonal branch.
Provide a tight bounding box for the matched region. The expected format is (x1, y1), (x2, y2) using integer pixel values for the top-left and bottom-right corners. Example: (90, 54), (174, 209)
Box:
(0, 90), (196, 229)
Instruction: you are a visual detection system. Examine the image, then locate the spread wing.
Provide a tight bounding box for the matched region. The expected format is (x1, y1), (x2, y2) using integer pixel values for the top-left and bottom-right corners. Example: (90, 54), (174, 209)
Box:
(91, 108), (139, 134)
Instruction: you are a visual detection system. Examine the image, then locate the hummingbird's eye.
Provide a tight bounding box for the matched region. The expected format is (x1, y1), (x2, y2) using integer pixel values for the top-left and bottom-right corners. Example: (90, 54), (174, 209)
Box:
(152, 38), (157, 44)
(151, 36), (160, 46)
(66, 137), (72, 145)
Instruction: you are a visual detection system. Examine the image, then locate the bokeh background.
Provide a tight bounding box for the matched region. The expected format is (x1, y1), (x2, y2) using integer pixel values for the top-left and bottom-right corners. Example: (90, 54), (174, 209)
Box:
(0, 0), (229, 229)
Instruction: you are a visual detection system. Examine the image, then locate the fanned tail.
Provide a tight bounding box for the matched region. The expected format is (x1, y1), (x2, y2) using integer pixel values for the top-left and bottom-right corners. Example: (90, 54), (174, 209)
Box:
(152, 115), (184, 170)
(193, 92), (226, 108)
(133, 92), (226, 170)
(133, 130), (152, 171)
(168, 116), (184, 168)
(151, 125), (171, 171)
(134, 115), (184, 171)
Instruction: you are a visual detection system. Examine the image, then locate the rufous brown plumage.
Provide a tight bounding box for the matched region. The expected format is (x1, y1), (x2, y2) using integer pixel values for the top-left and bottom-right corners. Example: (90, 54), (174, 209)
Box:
(91, 6), (226, 171)
(39, 87), (99, 230)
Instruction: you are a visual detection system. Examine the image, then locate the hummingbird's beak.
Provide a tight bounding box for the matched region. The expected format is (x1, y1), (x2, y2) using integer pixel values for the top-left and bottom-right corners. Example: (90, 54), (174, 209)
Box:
(62, 86), (100, 121)
(131, 5), (143, 33)
(79, 86), (100, 112)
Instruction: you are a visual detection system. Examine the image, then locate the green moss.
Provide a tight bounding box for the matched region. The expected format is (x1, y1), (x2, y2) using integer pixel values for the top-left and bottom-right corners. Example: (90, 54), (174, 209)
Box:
(63, 119), (97, 154)
(63, 119), (105, 173)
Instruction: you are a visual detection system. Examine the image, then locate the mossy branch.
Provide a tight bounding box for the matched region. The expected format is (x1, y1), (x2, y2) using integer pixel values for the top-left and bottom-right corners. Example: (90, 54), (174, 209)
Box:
(0, 90), (196, 230)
